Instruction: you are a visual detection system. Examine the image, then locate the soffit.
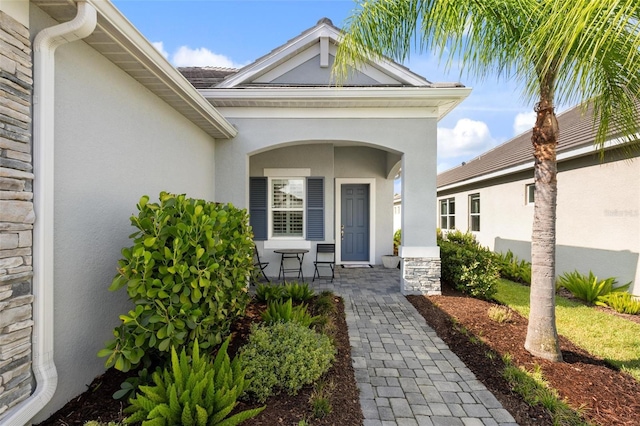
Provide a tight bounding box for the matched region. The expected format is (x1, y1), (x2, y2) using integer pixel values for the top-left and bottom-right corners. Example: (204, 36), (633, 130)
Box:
(32, 0), (237, 139)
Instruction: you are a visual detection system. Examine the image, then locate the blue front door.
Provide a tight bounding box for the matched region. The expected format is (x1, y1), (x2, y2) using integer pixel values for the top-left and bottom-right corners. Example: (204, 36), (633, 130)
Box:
(341, 184), (369, 261)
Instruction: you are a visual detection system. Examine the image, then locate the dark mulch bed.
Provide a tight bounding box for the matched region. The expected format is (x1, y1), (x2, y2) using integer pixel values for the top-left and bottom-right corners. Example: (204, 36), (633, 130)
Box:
(408, 284), (640, 426)
(36, 296), (363, 426)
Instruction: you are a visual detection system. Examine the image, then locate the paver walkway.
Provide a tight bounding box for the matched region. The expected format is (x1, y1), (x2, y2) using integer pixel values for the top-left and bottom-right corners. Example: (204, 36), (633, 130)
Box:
(311, 266), (518, 426)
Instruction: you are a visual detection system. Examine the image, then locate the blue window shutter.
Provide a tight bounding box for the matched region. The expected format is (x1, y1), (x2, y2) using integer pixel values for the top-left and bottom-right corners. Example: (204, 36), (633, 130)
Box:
(306, 177), (324, 241)
(250, 177), (267, 240)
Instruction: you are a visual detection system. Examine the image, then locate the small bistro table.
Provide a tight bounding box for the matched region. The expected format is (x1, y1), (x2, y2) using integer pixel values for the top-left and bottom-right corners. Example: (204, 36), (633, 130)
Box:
(274, 248), (309, 282)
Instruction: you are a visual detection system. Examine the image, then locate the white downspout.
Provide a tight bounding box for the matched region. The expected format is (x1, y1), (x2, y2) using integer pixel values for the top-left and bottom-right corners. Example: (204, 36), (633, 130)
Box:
(2, 2), (97, 425)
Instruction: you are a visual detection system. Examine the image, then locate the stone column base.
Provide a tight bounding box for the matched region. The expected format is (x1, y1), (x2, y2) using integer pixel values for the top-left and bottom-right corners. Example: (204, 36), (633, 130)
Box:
(401, 257), (441, 295)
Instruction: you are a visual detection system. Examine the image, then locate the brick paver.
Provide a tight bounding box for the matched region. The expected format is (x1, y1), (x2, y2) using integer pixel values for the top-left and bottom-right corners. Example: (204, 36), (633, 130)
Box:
(311, 266), (518, 426)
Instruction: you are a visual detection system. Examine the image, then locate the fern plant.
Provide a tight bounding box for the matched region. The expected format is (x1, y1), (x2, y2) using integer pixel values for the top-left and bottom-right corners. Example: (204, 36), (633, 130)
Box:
(262, 298), (318, 327)
(597, 292), (640, 314)
(124, 339), (264, 426)
(494, 250), (531, 285)
(255, 283), (286, 303)
(557, 270), (630, 304)
(283, 282), (315, 302)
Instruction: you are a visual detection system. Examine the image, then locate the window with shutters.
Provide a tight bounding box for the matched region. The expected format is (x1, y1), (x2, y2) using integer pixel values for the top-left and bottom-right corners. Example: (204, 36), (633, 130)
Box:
(250, 172), (323, 242)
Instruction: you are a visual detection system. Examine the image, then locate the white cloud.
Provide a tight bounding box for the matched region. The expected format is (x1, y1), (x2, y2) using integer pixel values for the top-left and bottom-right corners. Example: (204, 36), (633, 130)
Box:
(438, 118), (496, 159)
(513, 111), (536, 136)
(172, 46), (242, 68)
(151, 41), (245, 68)
(151, 41), (169, 59)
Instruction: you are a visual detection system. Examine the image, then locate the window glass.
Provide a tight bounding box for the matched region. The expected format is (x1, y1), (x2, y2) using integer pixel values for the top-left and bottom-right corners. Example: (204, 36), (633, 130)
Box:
(271, 178), (304, 237)
(439, 198), (456, 230)
(526, 184), (535, 204)
(469, 194), (480, 231)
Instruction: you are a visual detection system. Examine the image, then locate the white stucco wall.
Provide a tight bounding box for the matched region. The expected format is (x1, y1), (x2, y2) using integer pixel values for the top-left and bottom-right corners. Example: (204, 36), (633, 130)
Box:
(216, 115), (437, 274)
(556, 156), (639, 293)
(438, 154), (640, 294)
(31, 6), (218, 420)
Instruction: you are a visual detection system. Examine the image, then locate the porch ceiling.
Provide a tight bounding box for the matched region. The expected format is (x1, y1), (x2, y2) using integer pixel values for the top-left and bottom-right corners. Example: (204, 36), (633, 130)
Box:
(32, 0), (237, 139)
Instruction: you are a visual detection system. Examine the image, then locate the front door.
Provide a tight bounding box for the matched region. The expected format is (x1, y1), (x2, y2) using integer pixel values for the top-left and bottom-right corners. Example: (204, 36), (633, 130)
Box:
(341, 184), (369, 261)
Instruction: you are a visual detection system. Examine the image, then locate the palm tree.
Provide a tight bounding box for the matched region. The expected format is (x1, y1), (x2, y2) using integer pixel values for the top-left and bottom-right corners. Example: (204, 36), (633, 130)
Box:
(334, 0), (640, 361)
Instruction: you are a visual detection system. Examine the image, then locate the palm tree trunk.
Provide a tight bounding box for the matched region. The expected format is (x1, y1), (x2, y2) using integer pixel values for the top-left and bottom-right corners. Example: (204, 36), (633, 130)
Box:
(524, 89), (563, 362)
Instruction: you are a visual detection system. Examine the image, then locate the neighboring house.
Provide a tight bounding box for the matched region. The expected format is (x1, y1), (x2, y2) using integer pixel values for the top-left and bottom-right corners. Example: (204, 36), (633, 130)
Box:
(0, 1), (469, 423)
(437, 104), (640, 295)
(393, 193), (402, 231)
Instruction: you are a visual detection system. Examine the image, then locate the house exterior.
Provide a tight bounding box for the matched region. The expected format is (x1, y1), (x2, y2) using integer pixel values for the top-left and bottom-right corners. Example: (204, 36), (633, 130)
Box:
(178, 18), (469, 290)
(437, 104), (640, 295)
(393, 193), (402, 231)
(0, 1), (469, 423)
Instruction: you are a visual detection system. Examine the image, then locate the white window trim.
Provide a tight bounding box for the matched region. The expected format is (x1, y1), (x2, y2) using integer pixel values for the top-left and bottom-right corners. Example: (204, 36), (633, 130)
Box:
(263, 168), (312, 249)
(526, 183), (535, 205)
(469, 193), (480, 232)
(439, 198), (455, 230)
(335, 178), (376, 265)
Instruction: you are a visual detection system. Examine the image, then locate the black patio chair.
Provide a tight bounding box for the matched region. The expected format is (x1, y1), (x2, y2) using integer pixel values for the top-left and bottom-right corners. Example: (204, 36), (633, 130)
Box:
(312, 243), (335, 282)
(253, 245), (270, 284)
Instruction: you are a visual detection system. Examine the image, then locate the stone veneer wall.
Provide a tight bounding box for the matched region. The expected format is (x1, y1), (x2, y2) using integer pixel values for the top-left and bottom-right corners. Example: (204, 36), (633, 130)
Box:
(401, 257), (442, 295)
(0, 10), (35, 418)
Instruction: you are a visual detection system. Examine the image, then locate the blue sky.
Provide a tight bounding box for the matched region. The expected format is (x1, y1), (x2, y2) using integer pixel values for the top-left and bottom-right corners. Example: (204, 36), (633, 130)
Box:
(113, 0), (540, 173)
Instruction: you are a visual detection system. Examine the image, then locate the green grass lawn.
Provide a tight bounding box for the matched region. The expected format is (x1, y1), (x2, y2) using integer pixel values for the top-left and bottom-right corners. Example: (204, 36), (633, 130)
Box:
(493, 279), (640, 381)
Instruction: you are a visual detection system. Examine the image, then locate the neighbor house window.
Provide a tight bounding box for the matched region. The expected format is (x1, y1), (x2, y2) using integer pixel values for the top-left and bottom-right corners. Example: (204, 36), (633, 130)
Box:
(440, 198), (455, 230)
(469, 194), (480, 232)
(526, 183), (535, 204)
(271, 178), (304, 237)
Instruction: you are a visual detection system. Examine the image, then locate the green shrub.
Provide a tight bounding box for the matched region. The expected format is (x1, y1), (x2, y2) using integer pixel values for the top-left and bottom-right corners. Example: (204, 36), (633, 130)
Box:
(557, 270), (630, 304)
(240, 322), (335, 403)
(283, 282), (315, 302)
(488, 305), (513, 323)
(313, 291), (336, 316)
(438, 230), (499, 299)
(597, 292), (640, 314)
(113, 367), (152, 401)
(125, 339), (264, 426)
(261, 298), (318, 327)
(100, 193), (253, 372)
(255, 283), (286, 303)
(393, 229), (401, 256)
(495, 250), (532, 285)
(310, 380), (334, 419)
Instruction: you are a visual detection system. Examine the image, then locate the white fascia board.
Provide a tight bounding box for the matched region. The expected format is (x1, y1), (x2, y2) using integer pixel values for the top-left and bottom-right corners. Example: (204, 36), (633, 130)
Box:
(203, 87), (471, 117)
(438, 136), (630, 192)
(87, 0), (237, 139)
(215, 106), (440, 119)
(218, 21), (434, 88)
(218, 24), (340, 88)
(254, 43), (404, 86)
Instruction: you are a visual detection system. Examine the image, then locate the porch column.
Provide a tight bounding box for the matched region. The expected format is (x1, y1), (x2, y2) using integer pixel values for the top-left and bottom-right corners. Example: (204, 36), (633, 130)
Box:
(400, 147), (441, 295)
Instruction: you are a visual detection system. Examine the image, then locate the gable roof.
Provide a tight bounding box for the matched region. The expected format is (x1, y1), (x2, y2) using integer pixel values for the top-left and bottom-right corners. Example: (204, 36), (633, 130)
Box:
(181, 18), (470, 120)
(215, 18), (435, 89)
(437, 104), (603, 189)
